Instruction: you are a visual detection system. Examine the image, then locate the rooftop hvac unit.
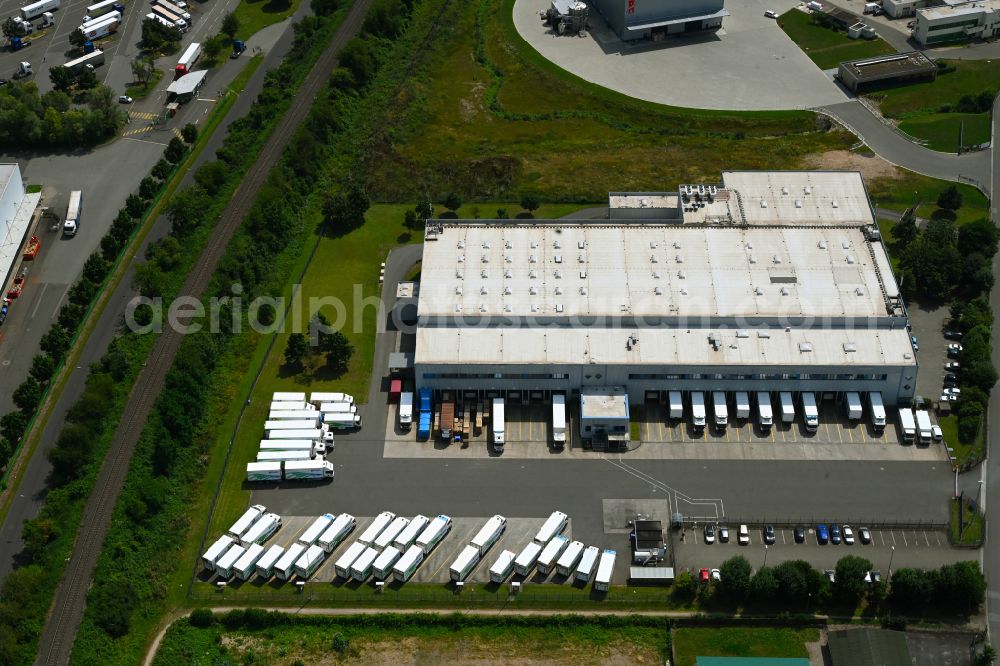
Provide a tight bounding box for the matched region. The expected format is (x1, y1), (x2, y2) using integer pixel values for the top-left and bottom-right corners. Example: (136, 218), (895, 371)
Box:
(578, 240), (585, 249)
(652, 271), (660, 279)
(760, 200), (768, 208)
(795, 199), (802, 208)
(818, 240), (827, 249)
(505, 255), (513, 263)
(504, 286), (512, 295)
(554, 240), (561, 249)
(804, 186), (812, 195)
(457, 240), (465, 249)
(782, 186), (789, 195)
(530, 286), (538, 295)
(651, 255), (658, 263)
(483, 241), (491, 249)
(654, 287), (662, 295)
(529, 270), (537, 278)
(675, 255), (683, 263)
(505, 240), (512, 249)
(505, 269), (512, 278)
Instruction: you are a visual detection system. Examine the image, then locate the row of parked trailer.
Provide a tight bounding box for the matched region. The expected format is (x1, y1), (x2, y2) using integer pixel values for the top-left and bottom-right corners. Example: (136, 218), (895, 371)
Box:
(658, 390), (887, 435)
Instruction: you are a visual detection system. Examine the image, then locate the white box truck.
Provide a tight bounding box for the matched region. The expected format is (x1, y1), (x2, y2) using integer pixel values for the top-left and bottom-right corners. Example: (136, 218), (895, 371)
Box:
(266, 429), (333, 443)
(779, 391), (795, 424)
(492, 398), (506, 451)
(593, 549), (616, 591)
(535, 510), (568, 544)
(215, 544), (246, 579)
(246, 462), (282, 482)
(63, 50), (105, 74)
(756, 392), (773, 432)
(845, 392), (863, 421)
(489, 549), (517, 583)
(373, 546), (402, 580)
(690, 392), (706, 433)
(801, 392), (819, 432)
(310, 391), (353, 405)
(556, 540), (585, 576)
(63, 190), (82, 236)
(915, 409), (933, 443)
(273, 391), (306, 401)
(735, 391), (750, 421)
(256, 450), (313, 462)
(899, 407), (916, 443)
(299, 513), (335, 546)
(536, 534), (569, 575)
(264, 419), (321, 434)
(317, 513), (356, 552)
(283, 460), (334, 481)
(227, 504), (266, 539)
(470, 515), (507, 555)
(393, 515), (429, 551)
(668, 391), (684, 420)
(392, 545), (424, 582)
(449, 545), (480, 582)
(514, 541), (543, 576)
(320, 403), (357, 414)
(274, 543), (306, 581)
(358, 511), (396, 546)
(202, 535), (234, 571)
(416, 514), (452, 554)
(268, 409), (322, 421)
(575, 545), (600, 582)
(374, 516), (411, 550)
(240, 513), (281, 547)
(712, 391), (728, 432)
(399, 392), (414, 432)
(293, 544), (326, 579)
(254, 544), (285, 579)
(233, 543), (265, 581)
(21, 0), (59, 20)
(270, 401), (314, 411)
(350, 547), (380, 581)
(323, 413), (362, 430)
(259, 439), (325, 455)
(334, 542), (367, 578)
(868, 392), (886, 432)
(551, 394), (566, 447)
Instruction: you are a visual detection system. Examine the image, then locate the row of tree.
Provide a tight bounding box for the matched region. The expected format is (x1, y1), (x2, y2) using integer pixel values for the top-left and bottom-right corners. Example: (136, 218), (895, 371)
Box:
(0, 82), (123, 148)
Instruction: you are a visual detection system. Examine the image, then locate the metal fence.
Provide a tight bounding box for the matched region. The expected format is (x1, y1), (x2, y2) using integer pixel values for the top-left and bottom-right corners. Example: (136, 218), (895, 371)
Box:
(680, 518), (949, 531)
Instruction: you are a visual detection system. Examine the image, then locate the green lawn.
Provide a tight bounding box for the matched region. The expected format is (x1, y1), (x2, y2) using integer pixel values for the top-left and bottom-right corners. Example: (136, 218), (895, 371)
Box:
(232, 0), (301, 39)
(865, 170), (990, 227)
(778, 9), (895, 70)
(126, 67), (164, 100)
(950, 496), (985, 546)
(898, 112), (992, 153)
(874, 60), (1000, 118)
(673, 626), (819, 666)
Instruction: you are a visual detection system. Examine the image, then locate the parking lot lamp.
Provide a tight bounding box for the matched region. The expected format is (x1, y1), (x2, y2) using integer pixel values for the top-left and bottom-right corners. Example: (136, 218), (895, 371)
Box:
(763, 544), (769, 568)
(888, 545), (895, 581)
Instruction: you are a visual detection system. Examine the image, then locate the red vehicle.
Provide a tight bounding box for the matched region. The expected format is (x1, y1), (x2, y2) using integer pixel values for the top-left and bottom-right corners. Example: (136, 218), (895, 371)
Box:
(699, 567), (710, 583)
(389, 378), (402, 403)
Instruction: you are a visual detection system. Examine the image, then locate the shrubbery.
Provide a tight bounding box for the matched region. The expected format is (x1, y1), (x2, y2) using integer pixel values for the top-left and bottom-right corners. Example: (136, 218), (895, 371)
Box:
(0, 83), (123, 148)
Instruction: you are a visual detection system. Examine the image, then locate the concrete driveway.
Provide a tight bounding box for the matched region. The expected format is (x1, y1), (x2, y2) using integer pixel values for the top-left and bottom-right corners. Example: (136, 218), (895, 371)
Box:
(513, 0), (846, 110)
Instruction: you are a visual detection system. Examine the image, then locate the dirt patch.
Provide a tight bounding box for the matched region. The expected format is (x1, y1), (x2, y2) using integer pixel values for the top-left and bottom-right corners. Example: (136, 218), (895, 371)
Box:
(339, 638), (660, 665)
(802, 150), (901, 181)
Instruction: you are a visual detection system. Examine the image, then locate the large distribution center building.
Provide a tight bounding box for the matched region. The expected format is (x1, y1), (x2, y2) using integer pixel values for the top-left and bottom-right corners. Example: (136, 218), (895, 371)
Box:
(1, 164), (39, 295)
(414, 171), (916, 426)
(590, 0), (728, 41)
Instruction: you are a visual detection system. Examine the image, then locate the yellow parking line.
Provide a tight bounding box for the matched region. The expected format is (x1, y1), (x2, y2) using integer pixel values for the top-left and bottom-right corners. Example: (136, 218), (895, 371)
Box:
(770, 426), (775, 443)
(858, 424), (867, 444)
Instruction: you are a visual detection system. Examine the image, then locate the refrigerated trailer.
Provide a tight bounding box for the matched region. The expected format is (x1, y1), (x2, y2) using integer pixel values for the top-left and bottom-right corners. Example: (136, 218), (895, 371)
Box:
(266, 429), (333, 443)
(21, 0), (59, 20)
(846, 392), (863, 421)
(293, 544), (326, 579)
(668, 391), (684, 420)
(227, 504), (266, 539)
(255, 544), (285, 579)
(899, 407), (916, 443)
(575, 545), (600, 582)
(258, 439), (324, 455)
(202, 535), (234, 571)
(269, 401), (314, 411)
(268, 409), (322, 421)
(449, 545), (480, 581)
(373, 546), (402, 580)
(556, 540), (585, 576)
(334, 542), (367, 578)
(916, 409), (933, 443)
(274, 543), (305, 581)
(489, 549), (517, 583)
(535, 510), (568, 544)
(756, 392), (773, 432)
(311, 392), (353, 405)
(84, 0), (122, 20)
(712, 391), (728, 432)
(274, 392), (306, 401)
(416, 514), (452, 554)
(779, 391), (795, 424)
(536, 535), (569, 575)
(264, 419), (321, 433)
(151, 5), (186, 30)
(246, 462), (282, 482)
(317, 513), (356, 552)
(323, 413), (362, 430)
(79, 13), (119, 39)
(735, 391), (750, 421)
(240, 513), (281, 547)
(393, 515), (429, 551)
(552, 394), (566, 446)
(63, 190), (82, 236)
(299, 513), (335, 546)
(470, 515), (506, 555)
(801, 392), (819, 432)
(156, 0), (191, 23)
(868, 392), (886, 432)
(215, 544), (245, 579)
(514, 541), (543, 576)
(256, 450), (313, 462)
(319, 403), (357, 414)
(373, 516), (411, 550)
(690, 392), (706, 432)
(358, 511), (396, 546)
(593, 549), (616, 591)
(492, 398), (506, 451)
(282, 460), (334, 480)
(392, 545), (424, 582)
(63, 50), (105, 73)
(233, 543), (265, 581)
(350, 547), (380, 582)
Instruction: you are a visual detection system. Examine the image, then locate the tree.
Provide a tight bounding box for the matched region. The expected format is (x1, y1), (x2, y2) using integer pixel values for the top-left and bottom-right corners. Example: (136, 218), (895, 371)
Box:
(520, 194), (540, 214)
(934, 561), (986, 611)
(28, 354), (55, 385)
(442, 192), (462, 214)
(892, 208), (919, 248)
(40, 326), (70, 360)
(415, 199), (433, 220)
(750, 566), (779, 602)
(889, 568), (931, 607)
(284, 333), (308, 367)
(164, 136), (186, 163)
(152, 159), (172, 181)
(12, 378), (41, 414)
(719, 555), (752, 602)
(90, 579), (136, 638)
(0, 411), (27, 443)
(221, 12), (239, 38)
(130, 56), (155, 86)
(181, 122), (197, 144)
(974, 644), (996, 666)
(2, 17), (26, 39)
(496, 208), (509, 219)
(75, 67), (98, 90)
(403, 209), (419, 230)
(194, 161), (226, 194)
(834, 555), (871, 603)
(68, 28), (88, 50)
(959, 218), (1000, 258)
(963, 358), (998, 393)
(937, 185), (963, 211)
(673, 570), (696, 602)
(126, 193), (145, 218)
(324, 331), (353, 373)
(139, 176), (159, 200)
(203, 36), (224, 62)
(49, 66), (77, 93)
(323, 185), (370, 234)
(338, 36), (379, 87)
(190, 608), (215, 628)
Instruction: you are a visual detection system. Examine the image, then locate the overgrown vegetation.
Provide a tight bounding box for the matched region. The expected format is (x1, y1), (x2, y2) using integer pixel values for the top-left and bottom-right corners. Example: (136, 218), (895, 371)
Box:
(951, 496), (985, 546)
(674, 626), (818, 666)
(0, 82), (124, 147)
(777, 8), (895, 71)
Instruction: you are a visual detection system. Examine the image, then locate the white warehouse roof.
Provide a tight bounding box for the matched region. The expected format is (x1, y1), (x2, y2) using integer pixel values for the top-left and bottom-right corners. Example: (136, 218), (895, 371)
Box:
(719, 171), (876, 227)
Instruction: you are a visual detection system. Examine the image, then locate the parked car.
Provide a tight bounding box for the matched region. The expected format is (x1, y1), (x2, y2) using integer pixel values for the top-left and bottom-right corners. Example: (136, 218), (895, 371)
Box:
(718, 525), (730, 543)
(699, 567), (710, 583)
(932, 425), (943, 441)
(944, 330), (963, 340)
(738, 524), (749, 545)
(944, 373), (959, 383)
(764, 9), (777, 18)
(704, 524), (715, 544)
(817, 524), (829, 544)
(843, 525), (855, 545)
(948, 343), (963, 354)
(940, 393), (958, 403)
(825, 569), (836, 582)
(859, 526), (871, 544)
(865, 570), (882, 583)
(910, 335), (919, 351)
(794, 526), (805, 543)
(711, 568), (721, 581)
(943, 377), (958, 388)
(763, 524), (775, 545)
(944, 387), (962, 397)
(945, 361), (961, 371)
(831, 524), (842, 544)
(118, 95), (133, 104)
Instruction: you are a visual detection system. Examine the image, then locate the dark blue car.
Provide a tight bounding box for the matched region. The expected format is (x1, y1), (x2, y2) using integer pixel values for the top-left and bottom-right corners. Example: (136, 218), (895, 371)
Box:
(817, 524), (829, 544)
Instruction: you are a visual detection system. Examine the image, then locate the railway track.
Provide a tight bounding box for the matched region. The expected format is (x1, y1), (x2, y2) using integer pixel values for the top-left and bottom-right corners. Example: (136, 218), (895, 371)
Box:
(34, 1), (375, 663)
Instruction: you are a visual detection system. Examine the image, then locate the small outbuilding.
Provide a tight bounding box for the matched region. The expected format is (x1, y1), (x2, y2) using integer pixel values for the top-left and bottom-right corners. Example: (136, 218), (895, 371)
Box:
(837, 51), (937, 93)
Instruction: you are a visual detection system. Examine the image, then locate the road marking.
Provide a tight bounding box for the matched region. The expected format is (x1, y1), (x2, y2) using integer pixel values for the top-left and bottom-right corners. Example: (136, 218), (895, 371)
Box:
(122, 135), (170, 146)
(30, 283), (49, 318)
(51, 284), (70, 318)
(901, 531), (908, 547)
(890, 531), (897, 547)
(924, 531), (930, 547)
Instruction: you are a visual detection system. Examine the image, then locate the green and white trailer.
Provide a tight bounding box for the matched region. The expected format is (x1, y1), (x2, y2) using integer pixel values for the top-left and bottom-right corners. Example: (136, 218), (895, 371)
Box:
(392, 545), (424, 582)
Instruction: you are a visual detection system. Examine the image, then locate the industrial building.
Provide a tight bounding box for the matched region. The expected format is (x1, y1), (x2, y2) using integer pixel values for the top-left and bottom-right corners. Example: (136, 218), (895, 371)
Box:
(0, 165), (40, 296)
(913, 0), (1000, 45)
(837, 51), (937, 93)
(590, 0), (729, 41)
(882, 0), (932, 19)
(413, 171), (916, 432)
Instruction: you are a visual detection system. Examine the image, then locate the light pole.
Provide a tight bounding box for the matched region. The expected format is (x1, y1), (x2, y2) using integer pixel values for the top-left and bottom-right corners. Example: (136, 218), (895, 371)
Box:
(763, 544), (769, 568)
(888, 545), (895, 581)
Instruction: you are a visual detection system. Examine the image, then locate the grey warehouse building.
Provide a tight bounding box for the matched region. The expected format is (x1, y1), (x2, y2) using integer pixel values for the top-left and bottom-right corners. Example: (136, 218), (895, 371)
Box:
(591, 0), (728, 41)
(414, 171), (916, 419)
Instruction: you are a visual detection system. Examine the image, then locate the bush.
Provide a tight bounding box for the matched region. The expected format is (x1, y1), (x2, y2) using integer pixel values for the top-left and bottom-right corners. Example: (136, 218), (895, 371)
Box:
(834, 555), (872, 603)
(937, 185), (963, 211)
(719, 555), (752, 602)
(189, 608), (215, 628)
(90, 579), (136, 638)
(12, 378), (41, 414)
